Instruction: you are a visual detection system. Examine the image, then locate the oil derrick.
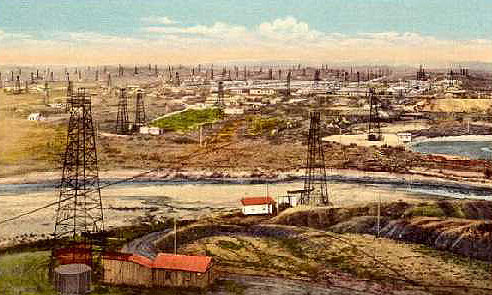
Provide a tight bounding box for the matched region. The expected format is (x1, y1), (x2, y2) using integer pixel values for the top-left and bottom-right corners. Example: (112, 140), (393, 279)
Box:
(269, 68), (273, 80)
(368, 88), (382, 141)
(107, 73), (112, 90)
(115, 88), (130, 135)
(95, 69), (99, 81)
(36, 69), (40, 80)
(134, 65), (139, 75)
(211, 68), (214, 80)
(313, 69), (321, 87)
(417, 65), (426, 81)
(300, 112), (330, 206)
(154, 65), (158, 76)
(13, 75), (21, 94)
(235, 66), (239, 80)
(65, 80), (73, 112)
(25, 81), (29, 93)
(244, 66), (247, 81)
(286, 71), (292, 97)
(134, 90), (146, 128)
(216, 81), (225, 106)
(44, 81), (50, 105)
(118, 64), (124, 77)
(175, 72), (181, 86)
(10, 71), (14, 81)
(357, 71), (360, 86)
(31, 72), (34, 84)
(54, 88), (104, 239)
(278, 69), (282, 80)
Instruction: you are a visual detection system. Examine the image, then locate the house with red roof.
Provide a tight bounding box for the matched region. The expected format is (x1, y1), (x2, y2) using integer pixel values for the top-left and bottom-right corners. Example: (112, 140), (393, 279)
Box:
(240, 196), (276, 215)
(101, 252), (216, 289)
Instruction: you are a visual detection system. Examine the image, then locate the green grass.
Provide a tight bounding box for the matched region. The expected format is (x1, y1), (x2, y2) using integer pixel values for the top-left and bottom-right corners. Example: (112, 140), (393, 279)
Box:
(246, 116), (283, 135)
(217, 240), (244, 251)
(0, 251), (54, 295)
(405, 203), (446, 218)
(151, 108), (223, 132)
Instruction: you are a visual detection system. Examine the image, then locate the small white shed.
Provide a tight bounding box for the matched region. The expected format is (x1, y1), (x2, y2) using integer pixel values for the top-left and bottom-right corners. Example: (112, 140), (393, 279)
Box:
(240, 197), (276, 215)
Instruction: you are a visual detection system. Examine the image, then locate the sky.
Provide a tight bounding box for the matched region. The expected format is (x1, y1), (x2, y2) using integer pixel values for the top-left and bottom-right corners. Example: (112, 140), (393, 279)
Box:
(0, 0), (492, 65)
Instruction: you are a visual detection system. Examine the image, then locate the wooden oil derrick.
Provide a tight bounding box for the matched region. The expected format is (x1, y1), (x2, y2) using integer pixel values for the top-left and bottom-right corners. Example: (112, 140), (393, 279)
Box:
(115, 88), (130, 135)
(368, 88), (383, 141)
(300, 112), (330, 206)
(134, 90), (146, 128)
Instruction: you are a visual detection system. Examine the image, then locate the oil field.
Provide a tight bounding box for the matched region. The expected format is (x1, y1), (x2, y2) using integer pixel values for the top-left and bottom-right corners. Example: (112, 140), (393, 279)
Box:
(2, 1), (492, 295)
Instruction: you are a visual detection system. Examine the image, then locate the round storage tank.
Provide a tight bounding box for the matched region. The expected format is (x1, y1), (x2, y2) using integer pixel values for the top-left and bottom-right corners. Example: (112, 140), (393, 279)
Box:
(54, 263), (91, 295)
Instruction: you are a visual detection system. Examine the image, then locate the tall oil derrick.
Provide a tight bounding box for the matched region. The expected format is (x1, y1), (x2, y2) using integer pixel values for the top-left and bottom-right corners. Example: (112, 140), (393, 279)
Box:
(278, 69), (282, 80)
(115, 88), (130, 135)
(235, 66), (239, 80)
(154, 64), (158, 76)
(148, 64), (152, 72)
(269, 68), (273, 80)
(107, 73), (112, 90)
(36, 69), (40, 80)
(244, 66), (247, 81)
(95, 69), (99, 82)
(357, 71), (361, 87)
(134, 90), (146, 128)
(211, 68), (214, 80)
(31, 72), (35, 84)
(25, 81), (29, 93)
(54, 88), (104, 239)
(368, 88), (383, 141)
(134, 65), (139, 75)
(216, 81), (225, 106)
(10, 71), (14, 81)
(302, 68), (306, 77)
(300, 112), (330, 206)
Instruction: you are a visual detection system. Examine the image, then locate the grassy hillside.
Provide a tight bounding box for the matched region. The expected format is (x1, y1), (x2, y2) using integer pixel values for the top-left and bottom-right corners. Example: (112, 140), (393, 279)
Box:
(150, 108), (222, 132)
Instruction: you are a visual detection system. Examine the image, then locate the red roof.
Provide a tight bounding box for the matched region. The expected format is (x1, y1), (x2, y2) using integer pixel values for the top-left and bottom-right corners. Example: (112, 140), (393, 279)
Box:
(153, 253), (212, 273)
(241, 196), (275, 206)
(129, 255), (154, 268)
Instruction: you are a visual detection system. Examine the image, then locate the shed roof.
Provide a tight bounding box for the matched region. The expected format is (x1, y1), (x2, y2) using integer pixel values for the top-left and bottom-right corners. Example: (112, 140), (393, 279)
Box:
(241, 196), (275, 206)
(129, 255), (154, 268)
(153, 253), (212, 273)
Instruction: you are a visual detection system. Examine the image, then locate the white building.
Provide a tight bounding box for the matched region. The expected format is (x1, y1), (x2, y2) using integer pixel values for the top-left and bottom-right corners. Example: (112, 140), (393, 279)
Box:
(224, 107), (244, 115)
(149, 127), (162, 135)
(397, 132), (412, 143)
(249, 89), (276, 96)
(240, 197), (276, 215)
(28, 113), (44, 121)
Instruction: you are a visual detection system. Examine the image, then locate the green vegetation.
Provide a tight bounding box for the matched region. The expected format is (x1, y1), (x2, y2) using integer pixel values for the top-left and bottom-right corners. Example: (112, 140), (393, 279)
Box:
(405, 203), (446, 218)
(0, 251), (54, 295)
(246, 115), (283, 135)
(217, 240), (244, 251)
(151, 108), (223, 132)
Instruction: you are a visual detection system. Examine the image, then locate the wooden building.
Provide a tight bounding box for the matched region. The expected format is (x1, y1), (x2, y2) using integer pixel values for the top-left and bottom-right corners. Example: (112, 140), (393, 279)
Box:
(102, 252), (153, 287)
(153, 254), (215, 289)
(101, 252), (215, 289)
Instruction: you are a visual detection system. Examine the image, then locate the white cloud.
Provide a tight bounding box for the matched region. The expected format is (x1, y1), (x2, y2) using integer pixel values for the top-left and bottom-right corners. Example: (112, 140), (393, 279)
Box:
(141, 16), (177, 25)
(145, 22), (248, 38)
(258, 16), (323, 41)
(0, 29), (32, 41)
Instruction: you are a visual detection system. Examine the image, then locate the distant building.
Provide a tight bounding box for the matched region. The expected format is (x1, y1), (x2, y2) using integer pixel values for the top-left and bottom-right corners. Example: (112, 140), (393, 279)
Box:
(397, 132), (413, 143)
(249, 88), (276, 96)
(240, 196), (276, 215)
(149, 127), (163, 135)
(224, 107), (244, 115)
(28, 113), (44, 121)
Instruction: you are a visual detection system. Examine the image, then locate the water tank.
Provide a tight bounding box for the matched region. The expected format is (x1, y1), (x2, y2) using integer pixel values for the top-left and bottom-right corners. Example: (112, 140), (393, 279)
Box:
(54, 263), (91, 295)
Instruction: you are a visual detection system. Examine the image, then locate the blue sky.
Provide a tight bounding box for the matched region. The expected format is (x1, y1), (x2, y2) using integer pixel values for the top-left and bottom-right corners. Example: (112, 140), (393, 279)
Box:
(0, 0), (491, 64)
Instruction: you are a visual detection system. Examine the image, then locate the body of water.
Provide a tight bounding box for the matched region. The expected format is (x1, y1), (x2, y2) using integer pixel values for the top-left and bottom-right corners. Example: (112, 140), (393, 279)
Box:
(411, 140), (492, 160)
